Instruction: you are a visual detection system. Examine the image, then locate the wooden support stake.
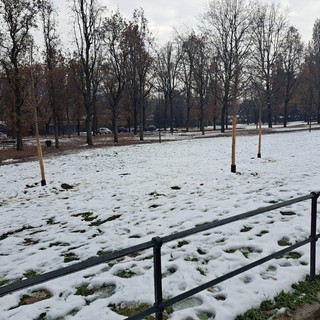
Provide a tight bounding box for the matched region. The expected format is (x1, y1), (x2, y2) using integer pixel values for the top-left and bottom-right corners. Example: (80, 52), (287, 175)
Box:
(35, 108), (46, 186)
(257, 120), (262, 158)
(231, 114), (237, 173)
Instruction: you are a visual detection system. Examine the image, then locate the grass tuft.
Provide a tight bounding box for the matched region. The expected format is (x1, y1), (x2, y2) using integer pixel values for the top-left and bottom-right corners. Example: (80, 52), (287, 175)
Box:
(75, 283), (95, 296)
(177, 240), (189, 248)
(240, 226), (253, 232)
(108, 303), (161, 319)
(236, 276), (320, 319)
(280, 211), (296, 216)
(114, 269), (136, 278)
(277, 237), (292, 246)
(63, 252), (80, 263)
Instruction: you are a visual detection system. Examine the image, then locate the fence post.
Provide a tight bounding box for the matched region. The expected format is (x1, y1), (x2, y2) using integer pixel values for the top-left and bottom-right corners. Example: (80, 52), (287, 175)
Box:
(310, 192), (319, 280)
(153, 237), (163, 320)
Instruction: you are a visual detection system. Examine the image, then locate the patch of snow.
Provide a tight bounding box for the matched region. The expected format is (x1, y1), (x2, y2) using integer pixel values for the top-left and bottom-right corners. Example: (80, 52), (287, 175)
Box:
(0, 129), (320, 319)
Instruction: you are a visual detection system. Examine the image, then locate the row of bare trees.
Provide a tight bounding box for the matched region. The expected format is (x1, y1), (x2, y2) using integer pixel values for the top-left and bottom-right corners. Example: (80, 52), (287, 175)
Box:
(0, 0), (320, 150)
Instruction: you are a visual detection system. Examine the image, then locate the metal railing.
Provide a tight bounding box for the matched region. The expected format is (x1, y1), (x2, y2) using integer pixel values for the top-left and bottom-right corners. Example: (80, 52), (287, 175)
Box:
(0, 192), (319, 320)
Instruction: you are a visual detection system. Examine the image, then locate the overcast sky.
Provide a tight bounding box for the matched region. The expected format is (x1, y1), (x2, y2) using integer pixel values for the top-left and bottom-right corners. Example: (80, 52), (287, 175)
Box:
(54, 0), (320, 47)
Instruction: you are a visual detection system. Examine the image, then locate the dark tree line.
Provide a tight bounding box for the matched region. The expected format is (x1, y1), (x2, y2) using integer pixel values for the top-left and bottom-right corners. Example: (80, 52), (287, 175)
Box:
(0, 0), (319, 150)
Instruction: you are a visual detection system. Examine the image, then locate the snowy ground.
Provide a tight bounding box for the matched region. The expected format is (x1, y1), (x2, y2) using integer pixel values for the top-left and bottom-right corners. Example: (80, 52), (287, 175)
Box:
(0, 128), (320, 319)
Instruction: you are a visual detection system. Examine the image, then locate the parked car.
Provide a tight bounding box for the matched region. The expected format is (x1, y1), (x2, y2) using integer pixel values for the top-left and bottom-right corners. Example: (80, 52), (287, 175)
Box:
(118, 127), (128, 133)
(0, 132), (7, 140)
(146, 125), (157, 131)
(98, 127), (112, 134)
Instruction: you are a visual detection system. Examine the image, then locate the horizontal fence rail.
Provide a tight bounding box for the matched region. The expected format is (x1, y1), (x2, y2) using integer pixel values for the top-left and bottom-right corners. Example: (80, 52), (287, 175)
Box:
(0, 192), (319, 320)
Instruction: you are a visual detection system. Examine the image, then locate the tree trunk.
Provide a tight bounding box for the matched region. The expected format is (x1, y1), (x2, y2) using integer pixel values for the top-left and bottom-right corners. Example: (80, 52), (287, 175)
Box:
(318, 99), (320, 124)
(186, 91), (191, 132)
(169, 94), (174, 134)
(15, 87), (23, 151)
(86, 115), (93, 145)
(283, 99), (289, 128)
(85, 90), (93, 145)
(221, 103), (226, 133)
(200, 95), (205, 135)
(112, 104), (119, 143)
(54, 114), (59, 148)
(266, 82), (272, 128)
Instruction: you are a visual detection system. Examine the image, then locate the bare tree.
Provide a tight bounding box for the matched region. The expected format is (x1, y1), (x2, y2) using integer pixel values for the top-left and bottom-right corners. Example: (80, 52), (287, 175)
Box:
(281, 26), (304, 127)
(154, 41), (182, 133)
(124, 8), (154, 141)
(42, 0), (62, 147)
(67, 57), (86, 136)
(72, 0), (104, 145)
(0, 0), (42, 150)
(251, 2), (288, 128)
(201, 0), (253, 133)
(101, 10), (129, 143)
(312, 18), (320, 123)
(192, 33), (212, 135)
(178, 30), (197, 132)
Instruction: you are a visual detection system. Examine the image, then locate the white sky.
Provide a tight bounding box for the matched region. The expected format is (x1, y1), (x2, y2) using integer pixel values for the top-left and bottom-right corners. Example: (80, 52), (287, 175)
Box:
(54, 0), (320, 47)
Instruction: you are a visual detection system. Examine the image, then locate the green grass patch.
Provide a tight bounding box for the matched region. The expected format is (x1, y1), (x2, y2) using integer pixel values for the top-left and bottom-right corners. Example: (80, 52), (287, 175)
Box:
(149, 204), (161, 208)
(23, 270), (38, 279)
(197, 310), (216, 319)
(149, 191), (166, 197)
(242, 276), (253, 284)
(224, 247), (262, 259)
(236, 276), (320, 319)
(278, 237), (292, 246)
(241, 248), (253, 259)
(34, 313), (47, 320)
(194, 220), (208, 227)
(72, 211), (104, 222)
(285, 252), (302, 260)
(224, 248), (237, 254)
(240, 226), (253, 232)
(19, 289), (52, 306)
(0, 278), (9, 286)
(75, 282), (116, 298)
(23, 238), (39, 245)
(197, 247), (207, 255)
(72, 229), (86, 233)
(266, 265), (277, 272)
(163, 266), (177, 278)
(184, 256), (199, 262)
(167, 267), (177, 274)
(114, 269), (136, 278)
(106, 214), (122, 222)
(63, 252), (80, 263)
(177, 240), (189, 248)
(97, 250), (114, 257)
(89, 215), (122, 226)
(0, 225), (35, 241)
(256, 230), (269, 237)
(109, 303), (160, 319)
(214, 294), (226, 301)
(49, 241), (70, 247)
(196, 266), (207, 276)
(75, 283), (95, 296)
(280, 211), (296, 216)
(46, 217), (57, 225)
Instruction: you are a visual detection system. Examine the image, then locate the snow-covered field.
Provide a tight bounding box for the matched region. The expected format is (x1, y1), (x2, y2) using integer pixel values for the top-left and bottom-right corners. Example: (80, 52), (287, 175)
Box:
(0, 129), (320, 320)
